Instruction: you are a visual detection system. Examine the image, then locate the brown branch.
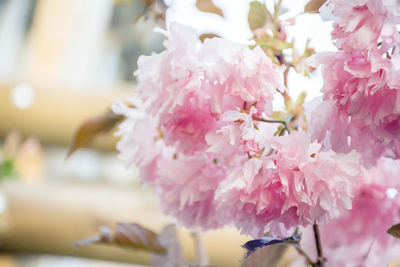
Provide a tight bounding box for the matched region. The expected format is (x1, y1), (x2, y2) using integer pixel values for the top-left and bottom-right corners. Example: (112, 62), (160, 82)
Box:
(313, 224), (325, 267)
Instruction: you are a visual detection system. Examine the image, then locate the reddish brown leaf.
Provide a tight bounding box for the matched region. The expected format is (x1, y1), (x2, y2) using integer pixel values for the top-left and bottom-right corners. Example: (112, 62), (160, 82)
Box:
(75, 223), (166, 254)
(304, 0), (327, 13)
(388, 223), (400, 239)
(199, 33), (220, 42)
(143, 0), (156, 7)
(196, 0), (224, 17)
(68, 109), (125, 157)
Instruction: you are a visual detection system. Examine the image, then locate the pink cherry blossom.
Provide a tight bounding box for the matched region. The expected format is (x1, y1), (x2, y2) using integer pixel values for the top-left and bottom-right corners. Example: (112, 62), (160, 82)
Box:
(116, 23), (363, 238)
(215, 132), (361, 237)
(116, 23), (286, 231)
(134, 23), (284, 155)
(318, 158), (400, 266)
(321, 0), (400, 52)
(310, 51), (400, 165)
(311, 0), (400, 165)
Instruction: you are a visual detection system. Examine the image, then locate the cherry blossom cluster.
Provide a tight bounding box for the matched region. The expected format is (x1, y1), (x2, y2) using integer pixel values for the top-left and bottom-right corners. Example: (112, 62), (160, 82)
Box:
(311, 0), (400, 166)
(318, 158), (400, 267)
(114, 23), (361, 237)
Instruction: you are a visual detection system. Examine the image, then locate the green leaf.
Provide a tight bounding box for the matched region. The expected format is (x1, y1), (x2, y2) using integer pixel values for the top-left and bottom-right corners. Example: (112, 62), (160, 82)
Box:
(0, 159), (16, 180)
(271, 111), (287, 121)
(75, 223), (167, 254)
(68, 108), (126, 157)
(388, 224), (400, 239)
(248, 1), (268, 31)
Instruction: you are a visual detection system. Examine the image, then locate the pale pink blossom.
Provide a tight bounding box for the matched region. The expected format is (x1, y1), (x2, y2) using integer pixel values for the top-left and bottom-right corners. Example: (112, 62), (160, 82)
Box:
(215, 132), (361, 237)
(117, 23), (363, 238)
(311, 0), (400, 165)
(116, 23), (286, 231)
(311, 50), (400, 165)
(321, 0), (400, 52)
(134, 23), (284, 155)
(317, 158), (400, 266)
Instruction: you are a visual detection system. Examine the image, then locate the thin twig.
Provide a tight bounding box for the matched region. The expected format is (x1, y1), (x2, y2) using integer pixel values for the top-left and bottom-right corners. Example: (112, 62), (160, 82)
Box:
(294, 246), (315, 266)
(253, 117), (291, 134)
(283, 65), (290, 88)
(313, 224), (325, 267)
(253, 118), (286, 124)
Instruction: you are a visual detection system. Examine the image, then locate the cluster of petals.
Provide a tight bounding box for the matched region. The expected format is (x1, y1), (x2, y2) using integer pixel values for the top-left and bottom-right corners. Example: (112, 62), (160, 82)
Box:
(115, 23), (361, 237)
(317, 158), (400, 266)
(215, 131), (361, 237)
(311, 0), (400, 165)
(115, 23), (285, 231)
(134, 23), (283, 155)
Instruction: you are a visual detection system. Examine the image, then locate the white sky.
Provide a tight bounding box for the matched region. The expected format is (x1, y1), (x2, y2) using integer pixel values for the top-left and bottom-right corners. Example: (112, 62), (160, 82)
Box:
(166, 0), (337, 104)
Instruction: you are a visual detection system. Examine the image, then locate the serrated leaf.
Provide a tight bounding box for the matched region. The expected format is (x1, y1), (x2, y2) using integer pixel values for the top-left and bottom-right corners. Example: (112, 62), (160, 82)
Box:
(304, 0), (327, 13)
(68, 109), (125, 157)
(75, 223), (166, 254)
(248, 1), (268, 31)
(242, 233), (301, 259)
(199, 33), (220, 42)
(196, 0), (224, 17)
(388, 224), (400, 239)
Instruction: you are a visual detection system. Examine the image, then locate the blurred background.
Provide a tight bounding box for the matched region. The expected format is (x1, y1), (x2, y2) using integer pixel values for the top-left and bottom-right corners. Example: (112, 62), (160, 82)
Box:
(0, 0), (333, 266)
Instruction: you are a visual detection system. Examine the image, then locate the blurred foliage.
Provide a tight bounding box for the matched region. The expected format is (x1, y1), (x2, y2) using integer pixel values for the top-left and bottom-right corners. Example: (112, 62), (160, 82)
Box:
(68, 108), (125, 157)
(75, 223), (166, 254)
(76, 223), (185, 266)
(388, 224), (400, 239)
(110, 0), (166, 81)
(0, 158), (16, 180)
(199, 33), (220, 42)
(248, 1), (269, 31)
(304, 0), (327, 13)
(196, 0), (224, 17)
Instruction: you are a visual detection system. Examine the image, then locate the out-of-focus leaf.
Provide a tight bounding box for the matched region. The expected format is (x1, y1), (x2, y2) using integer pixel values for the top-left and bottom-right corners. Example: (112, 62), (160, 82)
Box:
(0, 159), (16, 180)
(388, 224), (400, 239)
(196, 0), (224, 17)
(271, 111), (287, 121)
(304, 0), (327, 13)
(242, 233), (301, 259)
(75, 223), (166, 254)
(2, 131), (21, 158)
(199, 33), (220, 42)
(143, 0), (156, 7)
(241, 244), (287, 267)
(152, 225), (185, 267)
(68, 109), (125, 157)
(248, 1), (268, 31)
(255, 34), (292, 51)
(294, 92), (306, 114)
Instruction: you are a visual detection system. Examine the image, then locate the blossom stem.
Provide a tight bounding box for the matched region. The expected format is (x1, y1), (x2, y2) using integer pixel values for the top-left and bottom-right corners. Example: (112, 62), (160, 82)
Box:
(253, 117), (291, 134)
(253, 118), (286, 124)
(192, 231), (209, 266)
(313, 224), (325, 267)
(294, 246), (315, 266)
